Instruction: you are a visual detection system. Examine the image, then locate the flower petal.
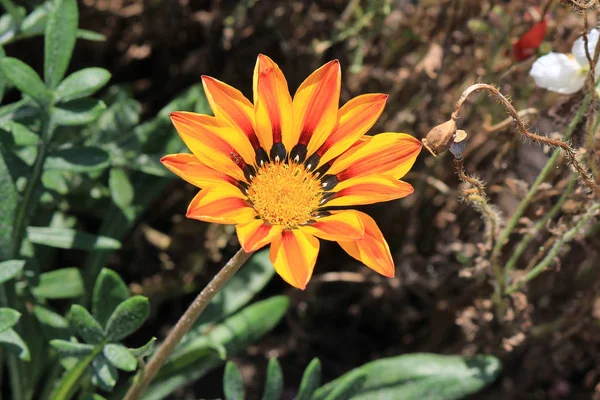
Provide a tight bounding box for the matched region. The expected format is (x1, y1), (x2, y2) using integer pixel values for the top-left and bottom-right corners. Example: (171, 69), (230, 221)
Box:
(202, 76), (261, 149)
(300, 210), (364, 241)
(253, 54), (293, 156)
(291, 60), (341, 159)
(161, 153), (237, 188)
(327, 133), (422, 180)
(337, 212), (394, 277)
(529, 52), (585, 94)
(236, 219), (283, 252)
(187, 186), (256, 224)
(270, 230), (319, 289)
(170, 112), (254, 181)
(572, 28), (600, 67)
(317, 93), (388, 166)
(325, 176), (414, 207)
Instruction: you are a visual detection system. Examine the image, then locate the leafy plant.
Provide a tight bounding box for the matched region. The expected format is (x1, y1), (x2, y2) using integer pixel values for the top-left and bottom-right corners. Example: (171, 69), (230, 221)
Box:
(48, 269), (152, 398)
(221, 353), (502, 400)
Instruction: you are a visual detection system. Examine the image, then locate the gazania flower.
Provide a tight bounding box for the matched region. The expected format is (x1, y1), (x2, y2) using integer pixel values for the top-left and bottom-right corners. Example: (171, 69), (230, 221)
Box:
(161, 55), (421, 289)
(530, 28), (600, 94)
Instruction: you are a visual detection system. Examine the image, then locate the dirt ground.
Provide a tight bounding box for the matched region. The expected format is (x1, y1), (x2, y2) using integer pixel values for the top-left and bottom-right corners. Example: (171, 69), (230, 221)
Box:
(11, 0), (600, 398)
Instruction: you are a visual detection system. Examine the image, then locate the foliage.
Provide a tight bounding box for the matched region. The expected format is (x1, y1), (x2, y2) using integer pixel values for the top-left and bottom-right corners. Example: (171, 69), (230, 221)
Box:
(221, 353), (501, 400)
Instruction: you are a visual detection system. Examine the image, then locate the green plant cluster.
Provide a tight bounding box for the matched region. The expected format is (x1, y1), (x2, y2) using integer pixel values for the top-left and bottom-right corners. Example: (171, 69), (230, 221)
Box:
(0, 0), (501, 399)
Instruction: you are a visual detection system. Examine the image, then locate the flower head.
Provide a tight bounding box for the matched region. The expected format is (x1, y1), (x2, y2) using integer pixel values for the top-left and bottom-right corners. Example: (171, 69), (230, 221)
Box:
(530, 29), (600, 94)
(162, 55), (421, 289)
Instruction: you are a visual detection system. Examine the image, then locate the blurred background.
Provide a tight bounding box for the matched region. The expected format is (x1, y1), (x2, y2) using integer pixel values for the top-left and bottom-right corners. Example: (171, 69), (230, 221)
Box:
(4, 0), (600, 398)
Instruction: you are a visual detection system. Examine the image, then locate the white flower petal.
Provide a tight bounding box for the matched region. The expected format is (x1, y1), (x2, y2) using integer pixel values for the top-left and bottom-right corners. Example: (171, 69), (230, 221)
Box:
(573, 28), (600, 67)
(530, 52), (585, 94)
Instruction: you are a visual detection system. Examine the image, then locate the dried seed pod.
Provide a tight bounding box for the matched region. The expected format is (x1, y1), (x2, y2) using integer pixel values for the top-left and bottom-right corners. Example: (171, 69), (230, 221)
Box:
(422, 119), (457, 157)
(450, 129), (468, 159)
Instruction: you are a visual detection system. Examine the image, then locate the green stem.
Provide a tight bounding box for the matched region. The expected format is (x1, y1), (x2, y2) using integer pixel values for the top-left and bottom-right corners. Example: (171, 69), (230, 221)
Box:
(503, 175), (577, 280)
(11, 116), (53, 257)
(5, 114), (53, 400)
(123, 248), (252, 400)
(491, 94), (591, 274)
(48, 346), (103, 400)
(505, 203), (600, 294)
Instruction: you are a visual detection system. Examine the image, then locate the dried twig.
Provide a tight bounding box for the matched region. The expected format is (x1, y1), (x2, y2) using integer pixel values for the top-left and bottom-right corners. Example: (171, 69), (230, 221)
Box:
(451, 84), (600, 197)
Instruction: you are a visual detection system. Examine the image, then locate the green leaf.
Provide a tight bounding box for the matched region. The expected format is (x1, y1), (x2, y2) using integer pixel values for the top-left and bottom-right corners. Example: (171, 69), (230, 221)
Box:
(27, 227), (121, 250)
(81, 395), (107, 400)
(44, 146), (110, 173)
(0, 57), (50, 106)
(91, 354), (117, 391)
(0, 142), (18, 260)
(44, 0), (78, 88)
(129, 337), (156, 359)
(0, 120), (40, 146)
(50, 339), (95, 357)
(49, 348), (101, 400)
(144, 296), (289, 400)
(322, 374), (366, 400)
(104, 295), (150, 342)
(109, 168), (134, 209)
(0, 328), (30, 360)
(92, 268), (130, 327)
(55, 68), (111, 102)
(0, 260), (24, 283)
(0, 45), (6, 101)
(103, 343), (137, 371)
(18, 2), (51, 39)
(41, 170), (69, 194)
(69, 304), (105, 344)
(313, 353), (502, 400)
(223, 361), (244, 400)
(32, 267), (84, 299)
(51, 98), (106, 126)
(76, 29), (106, 42)
(33, 305), (69, 329)
(297, 358), (322, 400)
(0, 308), (20, 332)
(127, 154), (170, 177)
(262, 358), (283, 400)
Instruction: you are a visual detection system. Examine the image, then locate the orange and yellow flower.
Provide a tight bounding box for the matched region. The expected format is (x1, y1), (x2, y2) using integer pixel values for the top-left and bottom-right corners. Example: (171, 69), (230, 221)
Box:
(162, 55), (421, 289)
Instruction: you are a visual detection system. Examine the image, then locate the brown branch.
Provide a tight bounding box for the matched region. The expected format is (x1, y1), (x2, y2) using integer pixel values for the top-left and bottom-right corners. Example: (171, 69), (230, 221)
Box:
(451, 83), (600, 197)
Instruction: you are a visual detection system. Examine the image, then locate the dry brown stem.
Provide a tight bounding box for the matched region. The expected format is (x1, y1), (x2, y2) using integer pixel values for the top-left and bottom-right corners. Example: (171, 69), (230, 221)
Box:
(452, 83), (600, 197)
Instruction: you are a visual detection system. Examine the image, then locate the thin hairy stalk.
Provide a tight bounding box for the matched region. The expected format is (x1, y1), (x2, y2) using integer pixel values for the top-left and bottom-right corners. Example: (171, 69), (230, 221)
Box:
(582, 13), (600, 181)
(505, 203), (600, 294)
(491, 94), (591, 273)
(503, 175), (577, 279)
(454, 158), (504, 316)
(123, 248), (253, 400)
(452, 84), (600, 196)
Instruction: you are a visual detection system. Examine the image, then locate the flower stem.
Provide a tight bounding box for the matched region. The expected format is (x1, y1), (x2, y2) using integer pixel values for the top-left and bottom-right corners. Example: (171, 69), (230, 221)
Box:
(503, 175), (576, 279)
(505, 203), (600, 295)
(123, 248), (253, 400)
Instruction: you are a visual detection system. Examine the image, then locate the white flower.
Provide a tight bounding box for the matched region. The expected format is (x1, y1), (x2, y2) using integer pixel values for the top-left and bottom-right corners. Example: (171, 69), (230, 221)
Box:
(530, 29), (600, 94)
